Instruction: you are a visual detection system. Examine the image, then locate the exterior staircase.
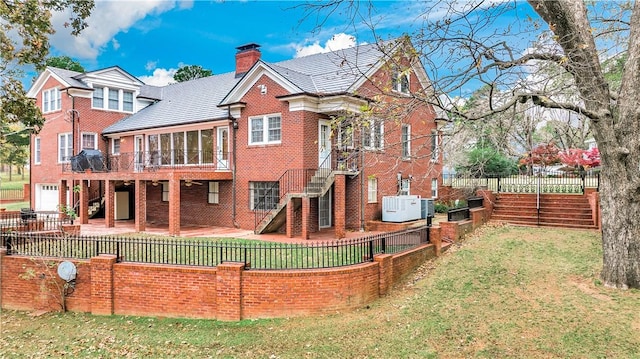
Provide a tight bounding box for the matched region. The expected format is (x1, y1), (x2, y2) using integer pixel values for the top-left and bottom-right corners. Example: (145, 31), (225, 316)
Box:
(87, 197), (104, 219)
(255, 168), (338, 234)
(491, 193), (597, 229)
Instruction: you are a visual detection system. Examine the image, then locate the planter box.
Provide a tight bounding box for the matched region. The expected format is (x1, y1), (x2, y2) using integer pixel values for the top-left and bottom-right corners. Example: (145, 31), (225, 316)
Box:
(447, 207), (470, 222)
(467, 196), (484, 209)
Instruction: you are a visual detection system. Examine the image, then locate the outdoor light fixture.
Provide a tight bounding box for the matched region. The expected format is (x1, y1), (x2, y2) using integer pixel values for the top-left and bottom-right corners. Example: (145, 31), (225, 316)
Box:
(123, 180), (131, 186)
(184, 180), (193, 187)
(152, 180), (159, 186)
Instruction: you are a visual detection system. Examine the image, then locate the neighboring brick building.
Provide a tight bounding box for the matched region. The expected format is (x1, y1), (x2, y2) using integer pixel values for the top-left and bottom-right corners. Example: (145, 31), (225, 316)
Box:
(27, 39), (447, 238)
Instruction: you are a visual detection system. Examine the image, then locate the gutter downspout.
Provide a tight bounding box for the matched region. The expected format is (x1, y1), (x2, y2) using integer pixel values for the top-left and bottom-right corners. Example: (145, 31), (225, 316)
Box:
(229, 106), (239, 228)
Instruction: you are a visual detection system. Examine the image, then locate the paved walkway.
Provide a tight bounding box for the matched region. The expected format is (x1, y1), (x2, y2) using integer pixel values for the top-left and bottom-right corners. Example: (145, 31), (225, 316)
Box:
(79, 219), (386, 243)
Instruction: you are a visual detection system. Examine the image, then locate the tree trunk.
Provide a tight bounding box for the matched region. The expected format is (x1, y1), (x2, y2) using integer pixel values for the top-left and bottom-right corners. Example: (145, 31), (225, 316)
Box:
(529, 0), (640, 288)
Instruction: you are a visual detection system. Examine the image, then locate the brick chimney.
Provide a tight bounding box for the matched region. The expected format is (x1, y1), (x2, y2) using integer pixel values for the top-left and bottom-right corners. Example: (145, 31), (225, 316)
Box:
(235, 43), (261, 77)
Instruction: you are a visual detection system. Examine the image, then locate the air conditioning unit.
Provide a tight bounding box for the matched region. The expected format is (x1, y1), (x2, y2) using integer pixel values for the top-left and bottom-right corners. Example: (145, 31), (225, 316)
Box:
(382, 195), (421, 222)
(421, 198), (435, 219)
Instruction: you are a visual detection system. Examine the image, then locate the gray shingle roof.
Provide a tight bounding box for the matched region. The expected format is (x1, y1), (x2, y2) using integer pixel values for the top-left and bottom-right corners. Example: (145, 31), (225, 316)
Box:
(104, 40), (399, 135)
(103, 72), (240, 134)
(47, 67), (90, 89)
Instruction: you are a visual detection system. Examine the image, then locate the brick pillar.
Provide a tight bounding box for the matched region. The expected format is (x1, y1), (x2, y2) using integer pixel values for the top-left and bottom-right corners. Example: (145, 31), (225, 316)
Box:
(301, 196), (310, 240)
(79, 180), (89, 224)
(134, 180), (147, 232)
(430, 225), (442, 256)
(59, 180), (68, 209)
(374, 253), (393, 295)
(168, 177), (180, 236)
(90, 254), (117, 315)
(440, 221), (457, 243)
(216, 262), (245, 321)
(105, 180), (115, 228)
(286, 197), (294, 238)
(334, 174), (346, 239)
(470, 208), (485, 229)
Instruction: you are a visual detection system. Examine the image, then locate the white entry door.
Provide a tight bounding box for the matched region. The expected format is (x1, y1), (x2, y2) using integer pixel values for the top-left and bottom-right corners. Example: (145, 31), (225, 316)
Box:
(318, 120), (331, 168)
(134, 135), (144, 172)
(217, 127), (229, 169)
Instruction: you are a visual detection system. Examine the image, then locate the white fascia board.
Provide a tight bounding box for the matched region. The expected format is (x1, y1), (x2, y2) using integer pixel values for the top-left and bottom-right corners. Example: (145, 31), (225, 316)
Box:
(104, 120), (225, 139)
(221, 62), (300, 105)
(26, 69), (70, 98)
(80, 68), (143, 90)
(66, 87), (93, 98)
(284, 94), (367, 114)
(285, 95), (320, 112)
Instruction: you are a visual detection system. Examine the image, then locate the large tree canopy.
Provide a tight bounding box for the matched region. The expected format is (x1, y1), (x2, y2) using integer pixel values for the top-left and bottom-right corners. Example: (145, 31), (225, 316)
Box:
(45, 55), (85, 72)
(306, 0), (639, 289)
(0, 0), (94, 134)
(173, 64), (213, 83)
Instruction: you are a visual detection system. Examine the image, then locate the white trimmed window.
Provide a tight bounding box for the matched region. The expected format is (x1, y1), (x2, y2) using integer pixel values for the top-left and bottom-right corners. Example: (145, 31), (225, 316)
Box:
(208, 181), (219, 204)
(367, 177), (377, 203)
(400, 179), (411, 196)
(123, 91), (134, 112)
(42, 88), (61, 113)
(431, 178), (438, 198)
(339, 124), (354, 148)
(249, 115), (281, 145)
(392, 67), (410, 94)
(250, 181), (279, 210)
(112, 138), (121, 155)
(431, 130), (440, 162)
(363, 119), (384, 150)
(34, 137), (41, 164)
(108, 89), (119, 110)
(82, 132), (97, 150)
(401, 124), (411, 158)
(58, 133), (73, 163)
(161, 182), (169, 202)
(92, 87), (104, 108)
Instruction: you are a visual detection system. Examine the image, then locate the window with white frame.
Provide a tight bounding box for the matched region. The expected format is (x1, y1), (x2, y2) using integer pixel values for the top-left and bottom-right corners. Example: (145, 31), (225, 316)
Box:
(431, 130), (439, 162)
(42, 88), (61, 113)
(431, 178), (438, 198)
(58, 133), (73, 162)
(146, 130), (214, 166)
(123, 91), (134, 112)
(367, 177), (378, 203)
(339, 123), (354, 148)
(92, 86), (134, 113)
(250, 181), (279, 210)
(82, 133), (97, 150)
(363, 119), (384, 150)
(92, 87), (104, 108)
(34, 137), (41, 164)
(400, 179), (411, 196)
(401, 124), (411, 158)
(108, 89), (119, 110)
(208, 181), (219, 204)
(249, 115), (281, 145)
(112, 138), (121, 155)
(161, 182), (169, 202)
(392, 66), (410, 94)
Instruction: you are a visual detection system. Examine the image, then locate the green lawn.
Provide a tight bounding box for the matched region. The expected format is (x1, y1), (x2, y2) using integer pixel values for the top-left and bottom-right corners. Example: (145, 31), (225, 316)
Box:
(1, 224), (638, 358)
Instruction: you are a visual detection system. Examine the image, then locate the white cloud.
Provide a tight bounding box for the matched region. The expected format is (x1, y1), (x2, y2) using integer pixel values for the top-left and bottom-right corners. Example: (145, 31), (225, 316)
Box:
(294, 33), (357, 58)
(138, 67), (177, 86)
(145, 60), (158, 71)
(49, 0), (193, 60)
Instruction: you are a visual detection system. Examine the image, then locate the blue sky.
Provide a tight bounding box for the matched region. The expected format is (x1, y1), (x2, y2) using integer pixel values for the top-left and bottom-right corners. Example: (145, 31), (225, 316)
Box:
(45, 0), (419, 85)
(41, 0), (541, 90)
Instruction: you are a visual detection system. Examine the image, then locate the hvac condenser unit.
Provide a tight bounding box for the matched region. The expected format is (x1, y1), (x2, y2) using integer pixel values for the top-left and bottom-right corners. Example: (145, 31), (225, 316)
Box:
(382, 195), (422, 222)
(421, 198), (435, 219)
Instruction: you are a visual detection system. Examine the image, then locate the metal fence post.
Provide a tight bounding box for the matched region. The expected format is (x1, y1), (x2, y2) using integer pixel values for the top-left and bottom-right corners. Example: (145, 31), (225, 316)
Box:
(369, 240), (374, 261)
(5, 236), (12, 255)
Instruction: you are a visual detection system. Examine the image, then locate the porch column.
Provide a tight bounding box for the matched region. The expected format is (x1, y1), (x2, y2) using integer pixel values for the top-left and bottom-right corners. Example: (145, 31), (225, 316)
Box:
(334, 174), (346, 239)
(168, 176), (181, 236)
(105, 180), (115, 228)
(301, 196), (310, 240)
(134, 179), (147, 232)
(79, 180), (89, 224)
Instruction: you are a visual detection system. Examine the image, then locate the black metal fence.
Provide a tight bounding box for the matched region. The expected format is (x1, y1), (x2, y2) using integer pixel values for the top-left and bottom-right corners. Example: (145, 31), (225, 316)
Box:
(1, 211), (71, 233)
(444, 171), (600, 194)
(1, 226), (430, 270)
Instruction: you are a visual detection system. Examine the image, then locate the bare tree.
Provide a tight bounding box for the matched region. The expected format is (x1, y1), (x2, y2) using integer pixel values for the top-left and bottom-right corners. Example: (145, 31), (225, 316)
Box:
(304, 0), (639, 289)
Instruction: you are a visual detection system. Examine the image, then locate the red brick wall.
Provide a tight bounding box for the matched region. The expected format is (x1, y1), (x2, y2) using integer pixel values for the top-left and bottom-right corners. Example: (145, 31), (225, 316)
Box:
(1, 242), (438, 320)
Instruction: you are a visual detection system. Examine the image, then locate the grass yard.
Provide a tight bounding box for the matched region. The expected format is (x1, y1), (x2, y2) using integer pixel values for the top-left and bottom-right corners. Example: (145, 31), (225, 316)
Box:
(1, 224), (639, 358)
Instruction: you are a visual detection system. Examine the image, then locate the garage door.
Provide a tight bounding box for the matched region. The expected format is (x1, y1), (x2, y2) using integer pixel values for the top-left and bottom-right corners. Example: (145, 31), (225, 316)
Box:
(36, 184), (59, 211)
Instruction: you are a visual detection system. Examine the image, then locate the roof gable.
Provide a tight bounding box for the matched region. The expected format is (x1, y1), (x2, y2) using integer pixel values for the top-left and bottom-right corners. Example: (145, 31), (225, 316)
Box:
(26, 67), (84, 98)
(220, 61), (303, 105)
(76, 66), (144, 89)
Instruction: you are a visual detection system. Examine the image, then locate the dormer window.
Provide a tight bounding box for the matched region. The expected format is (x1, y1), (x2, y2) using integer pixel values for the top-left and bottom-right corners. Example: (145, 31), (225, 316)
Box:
(392, 67), (410, 94)
(92, 85), (135, 113)
(42, 88), (61, 113)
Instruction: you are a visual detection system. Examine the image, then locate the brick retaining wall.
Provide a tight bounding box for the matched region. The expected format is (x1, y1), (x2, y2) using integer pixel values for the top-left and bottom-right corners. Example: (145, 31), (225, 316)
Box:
(0, 239), (440, 320)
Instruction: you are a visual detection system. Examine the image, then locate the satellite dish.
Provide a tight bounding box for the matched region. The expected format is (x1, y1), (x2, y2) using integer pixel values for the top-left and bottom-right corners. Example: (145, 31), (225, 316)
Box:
(57, 261), (77, 282)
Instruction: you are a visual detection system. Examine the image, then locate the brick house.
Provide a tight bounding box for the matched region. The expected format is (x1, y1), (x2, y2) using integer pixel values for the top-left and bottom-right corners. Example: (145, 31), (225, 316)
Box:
(27, 39), (447, 238)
